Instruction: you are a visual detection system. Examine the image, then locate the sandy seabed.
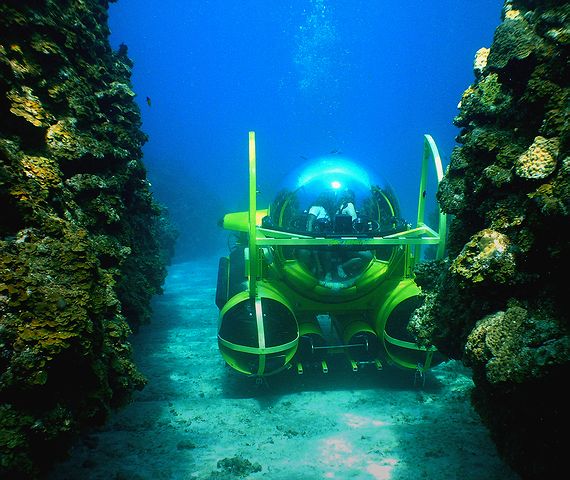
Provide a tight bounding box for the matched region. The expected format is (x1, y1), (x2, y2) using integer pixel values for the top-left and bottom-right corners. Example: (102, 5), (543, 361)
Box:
(47, 258), (521, 480)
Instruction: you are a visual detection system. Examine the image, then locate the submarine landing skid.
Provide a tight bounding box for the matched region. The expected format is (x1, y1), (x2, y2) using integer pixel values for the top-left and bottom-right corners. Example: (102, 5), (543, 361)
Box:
(295, 314), (383, 375)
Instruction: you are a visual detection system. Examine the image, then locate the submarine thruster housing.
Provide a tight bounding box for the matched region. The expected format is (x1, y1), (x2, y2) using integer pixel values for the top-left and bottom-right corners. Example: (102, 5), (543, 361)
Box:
(216, 132), (448, 378)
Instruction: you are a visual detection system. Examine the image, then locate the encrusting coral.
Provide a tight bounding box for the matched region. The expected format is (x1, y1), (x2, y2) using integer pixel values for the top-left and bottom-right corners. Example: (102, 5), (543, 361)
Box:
(514, 134), (560, 179)
(450, 229), (516, 284)
(409, 1), (569, 478)
(473, 47), (490, 77)
(0, 1), (176, 477)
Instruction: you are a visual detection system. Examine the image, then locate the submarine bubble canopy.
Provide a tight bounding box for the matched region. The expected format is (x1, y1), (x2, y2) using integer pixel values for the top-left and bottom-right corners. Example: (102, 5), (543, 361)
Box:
(278, 155), (394, 210)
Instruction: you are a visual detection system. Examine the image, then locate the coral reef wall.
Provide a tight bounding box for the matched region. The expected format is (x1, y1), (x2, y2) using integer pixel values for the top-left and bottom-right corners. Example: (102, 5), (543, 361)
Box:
(0, 0), (175, 477)
(410, 1), (569, 478)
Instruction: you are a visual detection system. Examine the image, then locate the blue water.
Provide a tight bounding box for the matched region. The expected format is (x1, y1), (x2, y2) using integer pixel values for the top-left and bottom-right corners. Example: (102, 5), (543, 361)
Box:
(108, 0), (503, 261)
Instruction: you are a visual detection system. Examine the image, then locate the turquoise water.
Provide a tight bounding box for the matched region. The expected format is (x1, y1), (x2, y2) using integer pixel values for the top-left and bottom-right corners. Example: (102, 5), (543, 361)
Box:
(47, 258), (520, 480)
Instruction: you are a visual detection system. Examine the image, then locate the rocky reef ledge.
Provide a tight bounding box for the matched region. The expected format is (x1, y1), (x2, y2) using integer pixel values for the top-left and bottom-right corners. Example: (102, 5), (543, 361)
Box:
(409, 1), (568, 478)
(0, 0), (175, 477)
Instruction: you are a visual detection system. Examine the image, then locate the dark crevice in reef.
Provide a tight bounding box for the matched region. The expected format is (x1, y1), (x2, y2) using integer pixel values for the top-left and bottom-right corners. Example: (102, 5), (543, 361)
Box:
(0, 1), (177, 478)
(409, 1), (569, 478)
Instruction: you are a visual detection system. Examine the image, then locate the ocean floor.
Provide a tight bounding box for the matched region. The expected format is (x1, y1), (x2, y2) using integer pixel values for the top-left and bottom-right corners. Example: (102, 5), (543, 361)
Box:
(47, 258), (521, 480)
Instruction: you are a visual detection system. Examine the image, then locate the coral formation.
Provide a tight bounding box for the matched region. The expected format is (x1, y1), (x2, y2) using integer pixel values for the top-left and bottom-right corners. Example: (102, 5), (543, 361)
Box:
(409, 1), (569, 478)
(450, 229), (516, 284)
(0, 1), (175, 477)
(465, 302), (568, 384)
(473, 47), (491, 77)
(514, 135), (560, 179)
(215, 455), (262, 478)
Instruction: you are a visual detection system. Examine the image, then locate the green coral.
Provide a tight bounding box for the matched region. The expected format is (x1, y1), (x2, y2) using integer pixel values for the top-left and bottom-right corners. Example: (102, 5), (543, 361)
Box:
(450, 229), (516, 284)
(0, 0), (175, 478)
(528, 158), (570, 215)
(465, 303), (570, 384)
(7, 85), (53, 127)
(408, 290), (439, 349)
(411, 2), (570, 477)
(215, 455), (262, 478)
(455, 73), (512, 126)
(487, 14), (540, 69)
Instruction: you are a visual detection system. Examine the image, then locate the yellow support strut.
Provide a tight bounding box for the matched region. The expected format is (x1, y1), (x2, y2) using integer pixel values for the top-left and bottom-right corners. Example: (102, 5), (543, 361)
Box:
(415, 134), (448, 263)
(248, 131), (258, 297)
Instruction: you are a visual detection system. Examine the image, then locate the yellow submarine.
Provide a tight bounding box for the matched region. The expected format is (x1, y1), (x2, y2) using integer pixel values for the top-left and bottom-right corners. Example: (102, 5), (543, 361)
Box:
(215, 132), (447, 378)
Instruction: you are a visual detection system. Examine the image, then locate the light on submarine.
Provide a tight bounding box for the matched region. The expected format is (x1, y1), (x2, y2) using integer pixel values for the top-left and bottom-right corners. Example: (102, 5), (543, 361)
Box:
(215, 132), (448, 379)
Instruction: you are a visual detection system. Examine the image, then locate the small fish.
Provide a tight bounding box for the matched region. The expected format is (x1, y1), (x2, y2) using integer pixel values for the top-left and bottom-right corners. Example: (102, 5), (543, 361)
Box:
(330, 148), (341, 154)
(299, 154), (308, 160)
(146, 96), (151, 107)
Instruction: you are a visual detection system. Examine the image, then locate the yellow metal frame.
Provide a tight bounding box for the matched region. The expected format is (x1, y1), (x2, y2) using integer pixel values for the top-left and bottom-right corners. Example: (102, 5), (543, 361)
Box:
(416, 134), (447, 261)
(248, 131), (258, 297)
(235, 132), (447, 275)
(218, 284), (299, 376)
(219, 132), (447, 376)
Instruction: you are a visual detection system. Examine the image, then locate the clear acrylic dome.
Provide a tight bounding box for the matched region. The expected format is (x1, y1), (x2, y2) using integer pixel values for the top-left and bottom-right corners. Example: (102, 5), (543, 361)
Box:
(269, 155), (401, 234)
